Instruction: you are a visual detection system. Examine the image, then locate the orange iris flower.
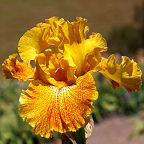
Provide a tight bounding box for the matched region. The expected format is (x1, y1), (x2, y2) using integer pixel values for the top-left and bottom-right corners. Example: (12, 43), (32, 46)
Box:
(2, 17), (142, 138)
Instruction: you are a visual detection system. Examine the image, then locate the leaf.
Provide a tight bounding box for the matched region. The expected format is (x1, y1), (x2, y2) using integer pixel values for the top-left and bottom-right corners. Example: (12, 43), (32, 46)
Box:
(72, 127), (86, 144)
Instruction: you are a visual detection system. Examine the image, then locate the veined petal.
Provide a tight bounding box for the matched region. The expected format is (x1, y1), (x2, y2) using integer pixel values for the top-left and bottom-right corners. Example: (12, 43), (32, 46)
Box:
(98, 55), (142, 92)
(2, 54), (34, 81)
(58, 17), (88, 44)
(83, 33), (107, 73)
(19, 73), (98, 138)
(85, 33), (108, 54)
(63, 33), (107, 76)
(56, 17), (89, 76)
(64, 42), (85, 76)
(83, 50), (102, 73)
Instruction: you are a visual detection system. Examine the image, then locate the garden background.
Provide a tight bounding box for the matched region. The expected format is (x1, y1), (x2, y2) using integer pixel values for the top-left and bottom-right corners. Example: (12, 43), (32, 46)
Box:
(0, 0), (144, 144)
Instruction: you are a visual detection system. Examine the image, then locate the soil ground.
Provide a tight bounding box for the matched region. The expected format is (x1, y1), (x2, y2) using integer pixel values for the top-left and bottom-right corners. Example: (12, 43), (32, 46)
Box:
(48, 114), (144, 144)
(87, 115), (144, 144)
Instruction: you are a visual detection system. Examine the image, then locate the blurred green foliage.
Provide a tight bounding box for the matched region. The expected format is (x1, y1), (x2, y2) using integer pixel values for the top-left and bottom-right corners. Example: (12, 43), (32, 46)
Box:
(130, 117), (144, 137)
(0, 79), (39, 144)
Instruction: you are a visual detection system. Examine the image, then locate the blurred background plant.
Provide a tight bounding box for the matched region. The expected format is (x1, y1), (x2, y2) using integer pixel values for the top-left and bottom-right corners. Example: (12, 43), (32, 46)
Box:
(108, 0), (144, 55)
(0, 0), (144, 143)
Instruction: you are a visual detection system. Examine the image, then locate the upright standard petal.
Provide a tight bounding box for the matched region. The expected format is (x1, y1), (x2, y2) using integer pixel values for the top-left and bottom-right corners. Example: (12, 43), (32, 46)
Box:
(19, 73), (98, 138)
(18, 17), (63, 61)
(18, 27), (45, 61)
(97, 55), (142, 92)
(58, 17), (88, 44)
(85, 33), (108, 54)
(2, 54), (34, 81)
(63, 33), (107, 76)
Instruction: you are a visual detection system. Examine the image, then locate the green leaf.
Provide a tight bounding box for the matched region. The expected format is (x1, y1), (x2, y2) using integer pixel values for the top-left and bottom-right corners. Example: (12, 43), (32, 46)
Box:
(72, 127), (86, 144)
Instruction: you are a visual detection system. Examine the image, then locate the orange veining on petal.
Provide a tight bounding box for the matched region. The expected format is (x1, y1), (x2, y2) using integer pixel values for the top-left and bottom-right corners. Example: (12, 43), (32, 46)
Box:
(19, 73), (98, 138)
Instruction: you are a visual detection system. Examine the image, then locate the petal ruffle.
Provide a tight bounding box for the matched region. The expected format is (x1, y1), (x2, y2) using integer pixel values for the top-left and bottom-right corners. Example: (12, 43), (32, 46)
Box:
(83, 33), (107, 73)
(63, 33), (107, 76)
(58, 17), (88, 44)
(85, 33), (107, 54)
(2, 54), (34, 81)
(18, 17), (62, 61)
(35, 50), (77, 86)
(18, 27), (46, 61)
(98, 55), (142, 92)
(19, 73), (98, 138)
(18, 17), (88, 61)
(18, 16), (107, 78)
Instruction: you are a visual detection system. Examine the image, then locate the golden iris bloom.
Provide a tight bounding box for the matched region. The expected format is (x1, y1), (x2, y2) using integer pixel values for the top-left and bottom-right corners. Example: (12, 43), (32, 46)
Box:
(2, 17), (142, 138)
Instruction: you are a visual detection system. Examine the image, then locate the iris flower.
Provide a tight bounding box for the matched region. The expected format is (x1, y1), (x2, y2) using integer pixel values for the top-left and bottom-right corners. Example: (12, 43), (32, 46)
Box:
(2, 17), (142, 138)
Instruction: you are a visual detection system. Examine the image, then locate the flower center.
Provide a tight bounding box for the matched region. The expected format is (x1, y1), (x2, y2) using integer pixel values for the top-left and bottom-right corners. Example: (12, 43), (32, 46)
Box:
(52, 68), (67, 81)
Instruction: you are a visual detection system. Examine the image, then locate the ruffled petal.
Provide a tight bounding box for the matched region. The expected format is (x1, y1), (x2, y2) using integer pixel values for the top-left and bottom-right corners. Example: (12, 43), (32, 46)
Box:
(85, 33), (107, 53)
(63, 33), (107, 76)
(18, 17), (107, 78)
(18, 27), (45, 61)
(83, 33), (107, 73)
(19, 73), (98, 138)
(97, 55), (142, 92)
(58, 17), (89, 76)
(18, 17), (63, 61)
(2, 54), (34, 81)
(63, 42), (85, 76)
(35, 50), (77, 86)
(83, 50), (102, 73)
(58, 17), (88, 44)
